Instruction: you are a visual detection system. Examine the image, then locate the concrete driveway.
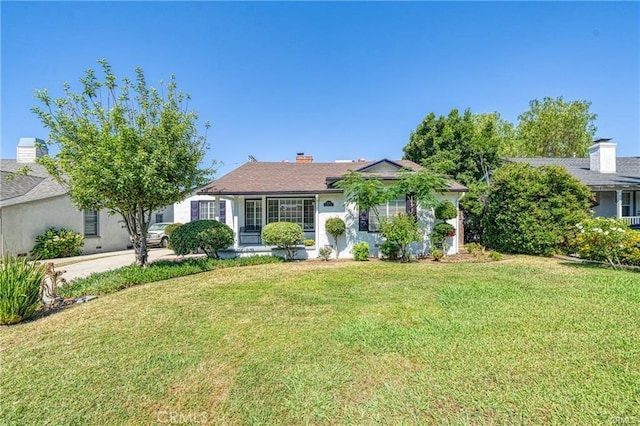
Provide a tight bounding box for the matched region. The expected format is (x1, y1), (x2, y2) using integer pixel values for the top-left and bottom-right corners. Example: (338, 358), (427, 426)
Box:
(47, 248), (178, 282)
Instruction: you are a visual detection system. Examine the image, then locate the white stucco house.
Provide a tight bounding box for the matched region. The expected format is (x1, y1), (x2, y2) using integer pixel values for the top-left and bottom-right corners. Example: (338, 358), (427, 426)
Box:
(0, 138), (172, 257)
(174, 153), (467, 259)
(511, 139), (640, 227)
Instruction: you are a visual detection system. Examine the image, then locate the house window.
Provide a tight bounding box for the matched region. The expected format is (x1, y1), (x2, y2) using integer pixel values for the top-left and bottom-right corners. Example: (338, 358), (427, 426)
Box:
(199, 201), (216, 220)
(84, 210), (99, 237)
(368, 197), (407, 232)
(266, 198), (315, 231)
(622, 191), (632, 217)
(155, 213), (164, 223)
(245, 199), (262, 231)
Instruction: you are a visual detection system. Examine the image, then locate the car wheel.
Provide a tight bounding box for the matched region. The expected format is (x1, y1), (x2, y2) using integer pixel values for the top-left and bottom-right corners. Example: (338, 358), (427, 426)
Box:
(161, 237), (169, 248)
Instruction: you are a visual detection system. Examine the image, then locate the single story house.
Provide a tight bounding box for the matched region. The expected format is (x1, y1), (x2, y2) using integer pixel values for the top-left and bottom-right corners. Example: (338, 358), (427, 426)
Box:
(0, 138), (172, 257)
(184, 153), (467, 259)
(510, 139), (640, 226)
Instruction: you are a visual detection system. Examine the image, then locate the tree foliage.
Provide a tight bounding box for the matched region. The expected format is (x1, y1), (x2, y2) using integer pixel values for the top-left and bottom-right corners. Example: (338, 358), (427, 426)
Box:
(482, 163), (592, 256)
(335, 168), (446, 224)
(170, 220), (233, 259)
(261, 222), (303, 260)
(32, 60), (213, 266)
(510, 96), (597, 158)
(402, 109), (514, 187)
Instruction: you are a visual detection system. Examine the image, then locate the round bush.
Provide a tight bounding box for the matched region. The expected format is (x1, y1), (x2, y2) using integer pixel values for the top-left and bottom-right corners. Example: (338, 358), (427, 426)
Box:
(262, 222), (303, 260)
(431, 249), (444, 261)
(435, 200), (457, 221)
(170, 220), (233, 259)
(31, 227), (84, 259)
(352, 242), (369, 261)
(482, 163), (592, 256)
(164, 223), (183, 236)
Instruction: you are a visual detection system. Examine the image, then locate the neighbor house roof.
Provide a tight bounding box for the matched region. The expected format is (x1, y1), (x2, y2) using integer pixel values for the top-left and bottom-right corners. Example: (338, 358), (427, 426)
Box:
(198, 159), (467, 196)
(0, 160), (68, 208)
(509, 157), (640, 189)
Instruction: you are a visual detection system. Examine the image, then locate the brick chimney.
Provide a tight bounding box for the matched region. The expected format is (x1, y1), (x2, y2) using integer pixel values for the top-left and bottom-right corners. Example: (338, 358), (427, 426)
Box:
(295, 152), (313, 163)
(589, 138), (616, 173)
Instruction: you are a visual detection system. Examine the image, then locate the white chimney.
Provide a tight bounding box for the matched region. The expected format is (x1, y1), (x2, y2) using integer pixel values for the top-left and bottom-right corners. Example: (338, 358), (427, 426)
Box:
(17, 137), (48, 163)
(589, 139), (616, 174)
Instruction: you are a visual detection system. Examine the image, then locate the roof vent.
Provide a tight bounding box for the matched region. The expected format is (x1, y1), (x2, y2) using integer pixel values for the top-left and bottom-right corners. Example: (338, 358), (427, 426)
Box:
(17, 137), (47, 163)
(589, 139), (616, 174)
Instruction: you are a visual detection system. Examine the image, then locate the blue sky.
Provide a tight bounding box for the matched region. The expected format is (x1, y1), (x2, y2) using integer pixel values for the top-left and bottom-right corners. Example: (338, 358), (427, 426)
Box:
(2, 2), (638, 176)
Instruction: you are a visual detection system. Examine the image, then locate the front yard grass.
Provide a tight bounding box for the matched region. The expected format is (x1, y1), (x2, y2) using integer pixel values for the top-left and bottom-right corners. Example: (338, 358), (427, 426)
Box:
(1, 257), (638, 424)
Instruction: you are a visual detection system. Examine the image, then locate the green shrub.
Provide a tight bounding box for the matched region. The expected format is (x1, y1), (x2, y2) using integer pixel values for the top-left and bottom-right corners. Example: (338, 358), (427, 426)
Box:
(431, 249), (444, 261)
(304, 239), (315, 247)
(164, 223), (183, 236)
(379, 214), (420, 262)
(574, 217), (640, 268)
(489, 251), (503, 261)
(379, 240), (400, 260)
(31, 227), (84, 259)
(0, 255), (47, 325)
(262, 222), (303, 260)
(465, 242), (484, 257)
(318, 246), (333, 261)
(170, 220), (233, 259)
(482, 163), (592, 256)
(352, 242), (369, 261)
(435, 200), (457, 221)
(59, 256), (284, 298)
(325, 217), (346, 258)
(430, 223), (455, 253)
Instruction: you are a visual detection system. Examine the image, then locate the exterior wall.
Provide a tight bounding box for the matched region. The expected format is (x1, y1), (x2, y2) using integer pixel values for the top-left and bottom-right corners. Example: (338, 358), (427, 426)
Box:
(593, 191), (617, 217)
(317, 192), (461, 259)
(151, 205), (174, 225)
(0, 195), (131, 257)
(174, 193), (228, 226)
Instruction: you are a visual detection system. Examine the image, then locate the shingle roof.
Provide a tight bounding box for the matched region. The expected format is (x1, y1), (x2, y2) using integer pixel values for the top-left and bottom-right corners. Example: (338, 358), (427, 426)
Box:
(198, 159), (467, 195)
(0, 160), (68, 207)
(509, 157), (640, 189)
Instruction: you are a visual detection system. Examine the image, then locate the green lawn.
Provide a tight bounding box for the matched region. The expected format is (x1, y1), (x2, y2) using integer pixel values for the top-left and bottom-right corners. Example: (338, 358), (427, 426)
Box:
(1, 257), (639, 424)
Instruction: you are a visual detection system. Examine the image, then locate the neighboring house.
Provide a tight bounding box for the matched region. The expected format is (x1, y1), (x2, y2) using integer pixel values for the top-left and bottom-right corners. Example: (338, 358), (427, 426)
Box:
(511, 139), (640, 226)
(1, 138), (130, 256)
(187, 153), (467, 259)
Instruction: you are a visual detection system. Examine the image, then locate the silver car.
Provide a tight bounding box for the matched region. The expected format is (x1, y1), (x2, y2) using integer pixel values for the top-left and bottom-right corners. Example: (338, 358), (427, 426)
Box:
(146, 222), (173, 248)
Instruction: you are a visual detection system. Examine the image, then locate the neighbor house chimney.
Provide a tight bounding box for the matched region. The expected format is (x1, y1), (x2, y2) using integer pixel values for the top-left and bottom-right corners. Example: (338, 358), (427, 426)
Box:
(17, 137), (48, 163)
(295, 152), (313, 163)
(589, 138), (616, 173)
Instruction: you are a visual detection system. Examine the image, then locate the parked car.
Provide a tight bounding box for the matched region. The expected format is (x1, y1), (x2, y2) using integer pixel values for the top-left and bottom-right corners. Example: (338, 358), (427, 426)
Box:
(146, 222), (173, 248)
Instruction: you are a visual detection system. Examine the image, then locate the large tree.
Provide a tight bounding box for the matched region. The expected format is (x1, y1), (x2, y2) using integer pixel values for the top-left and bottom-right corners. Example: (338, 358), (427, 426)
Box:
(510, 96), (597, 157)
(32, 60), (213, 266)
(402, 108), (514, 187)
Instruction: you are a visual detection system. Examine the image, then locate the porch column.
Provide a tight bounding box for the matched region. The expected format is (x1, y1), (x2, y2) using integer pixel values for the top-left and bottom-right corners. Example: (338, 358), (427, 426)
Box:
(233, 195), (240, 249)
(616, 190), (623, 219)
(214, 195), (220, 221)
(315, 194), (320, 251)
